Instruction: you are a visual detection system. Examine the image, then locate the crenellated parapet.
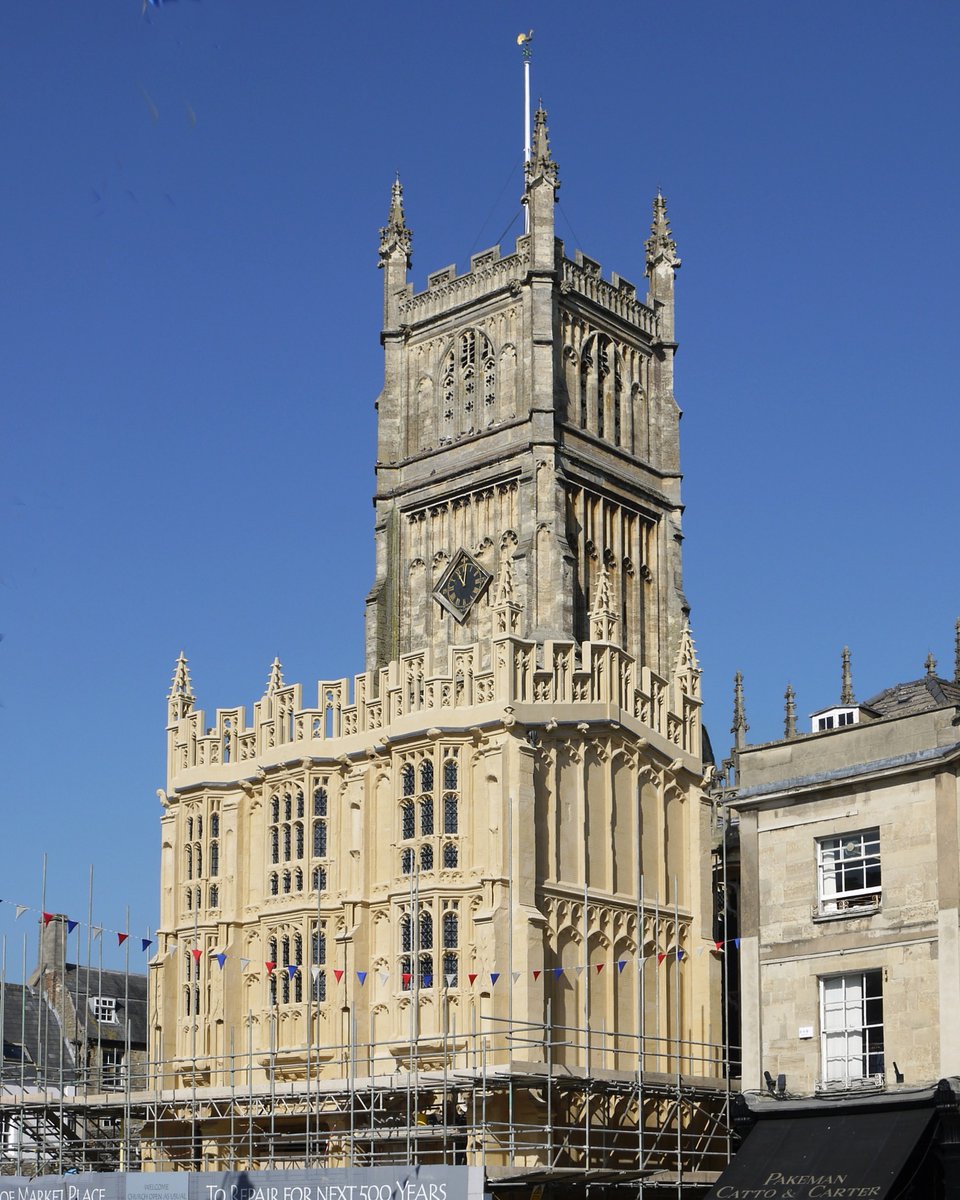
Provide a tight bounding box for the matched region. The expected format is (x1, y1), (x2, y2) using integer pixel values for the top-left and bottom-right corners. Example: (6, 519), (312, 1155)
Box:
(166, 628), (702, 790)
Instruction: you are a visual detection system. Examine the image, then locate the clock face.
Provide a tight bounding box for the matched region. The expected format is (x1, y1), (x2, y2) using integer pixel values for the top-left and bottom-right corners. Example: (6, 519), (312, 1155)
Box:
(433, 548), (492, 624)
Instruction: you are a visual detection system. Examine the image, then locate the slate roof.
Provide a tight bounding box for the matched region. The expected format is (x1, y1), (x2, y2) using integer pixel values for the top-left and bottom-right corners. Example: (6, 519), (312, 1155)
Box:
(864, 674), (960, 719)
(61, 963), (149, 1047)
(1, 982), (76, 1086)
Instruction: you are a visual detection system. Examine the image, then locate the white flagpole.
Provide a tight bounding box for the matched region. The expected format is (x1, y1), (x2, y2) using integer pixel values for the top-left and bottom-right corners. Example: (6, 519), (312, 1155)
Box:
(518, 31), (533, 234)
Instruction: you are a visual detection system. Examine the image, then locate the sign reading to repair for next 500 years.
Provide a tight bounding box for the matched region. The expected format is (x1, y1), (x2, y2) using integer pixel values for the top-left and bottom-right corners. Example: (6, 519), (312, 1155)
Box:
(0, 1168), (483, 1200)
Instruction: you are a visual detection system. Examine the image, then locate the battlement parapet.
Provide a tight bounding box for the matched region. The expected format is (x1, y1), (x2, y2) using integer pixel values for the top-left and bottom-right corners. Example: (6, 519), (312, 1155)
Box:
(167, 634), (701, 787)
(561, 254), (659, 335)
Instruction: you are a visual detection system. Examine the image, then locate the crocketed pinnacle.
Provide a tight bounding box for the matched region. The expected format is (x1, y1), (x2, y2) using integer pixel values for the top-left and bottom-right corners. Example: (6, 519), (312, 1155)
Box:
(168, 651), (194, 700)
(925, 651), (937, 676)
(784, 683), (797, 739)
(525, 105), (559, 188)
(265, 656), (284, 695)
(378, 175), (412, 268)
(732, 671), (748, 751)
(840, 646), (855, 705)
(645, 192), (681, 276)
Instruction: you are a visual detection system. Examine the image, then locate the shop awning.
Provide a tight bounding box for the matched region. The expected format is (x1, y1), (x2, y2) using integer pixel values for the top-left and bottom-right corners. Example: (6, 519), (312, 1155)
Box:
(706, 1104), (935, 1199)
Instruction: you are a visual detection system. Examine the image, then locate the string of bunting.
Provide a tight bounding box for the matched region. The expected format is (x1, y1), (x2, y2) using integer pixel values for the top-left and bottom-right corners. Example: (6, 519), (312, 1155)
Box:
(174, 938), (743, 979)
(0, 900), (743, 980)
(0, 899), (153, 951)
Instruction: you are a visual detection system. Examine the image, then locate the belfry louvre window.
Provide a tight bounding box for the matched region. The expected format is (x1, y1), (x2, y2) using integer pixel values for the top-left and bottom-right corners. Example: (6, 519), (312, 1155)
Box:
(820, 970), (884, 1087)
(817, 829), (880, 914)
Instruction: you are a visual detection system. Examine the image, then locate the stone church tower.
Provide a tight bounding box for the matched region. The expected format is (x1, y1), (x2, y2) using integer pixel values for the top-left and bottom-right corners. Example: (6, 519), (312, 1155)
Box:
(151, 111), (725, 1184)
(367, 109), (687, 686)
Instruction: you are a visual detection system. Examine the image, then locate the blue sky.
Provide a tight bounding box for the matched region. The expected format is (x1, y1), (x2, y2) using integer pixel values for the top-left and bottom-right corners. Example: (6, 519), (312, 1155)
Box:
(2, 0), (958, 973)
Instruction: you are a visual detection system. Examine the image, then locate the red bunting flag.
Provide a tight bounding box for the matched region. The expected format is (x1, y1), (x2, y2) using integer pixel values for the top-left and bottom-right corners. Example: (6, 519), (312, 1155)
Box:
(118, 932), (129, 946)
(468, 973), (477, 985)
(42, 912), (54, 927)
(402, 972), (412, 988)
(715, 941), (724, 953)
(657, 952), (666, 965)
(334, 969), (344, 983)
(533, 969), (542, 981)
(191, 948), (202, 963)
(265, 961), (276, 974)
(595, 963), (604, 975)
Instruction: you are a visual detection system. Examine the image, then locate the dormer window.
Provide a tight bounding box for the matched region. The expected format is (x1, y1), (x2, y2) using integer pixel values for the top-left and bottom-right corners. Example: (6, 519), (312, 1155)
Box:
(89, 996), (118, 1024)
(812, 706), (860, 732)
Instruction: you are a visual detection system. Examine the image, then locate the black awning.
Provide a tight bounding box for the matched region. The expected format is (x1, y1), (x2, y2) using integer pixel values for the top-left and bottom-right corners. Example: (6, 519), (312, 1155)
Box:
(706, 1105), (935, 1199)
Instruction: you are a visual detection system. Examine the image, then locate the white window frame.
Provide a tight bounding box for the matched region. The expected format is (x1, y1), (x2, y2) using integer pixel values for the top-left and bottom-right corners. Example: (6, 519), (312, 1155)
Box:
(89, 996), (118, 1024)
(100, 1044), (125, 1088)
(819, 969), (884, 1087)
(817, 828), (881, 914)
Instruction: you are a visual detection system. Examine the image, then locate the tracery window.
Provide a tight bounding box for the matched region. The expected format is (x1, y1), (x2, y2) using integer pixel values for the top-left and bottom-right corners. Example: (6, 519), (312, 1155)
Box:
(398, 901), (460, 991)
(311, 922), (327, 1002)
(313, 783), (328, 859)
(578, 333), (624, 446)
(440, 329), (497, 441)
(397, 751), (462, 877)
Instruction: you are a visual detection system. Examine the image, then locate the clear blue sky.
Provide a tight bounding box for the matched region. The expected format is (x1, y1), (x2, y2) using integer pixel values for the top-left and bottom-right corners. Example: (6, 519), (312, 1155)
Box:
(2, 0), (958, 974)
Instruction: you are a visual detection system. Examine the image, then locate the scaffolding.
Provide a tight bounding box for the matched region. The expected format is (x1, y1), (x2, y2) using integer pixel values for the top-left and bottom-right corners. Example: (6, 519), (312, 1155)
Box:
(1, 1013), (734, 1197)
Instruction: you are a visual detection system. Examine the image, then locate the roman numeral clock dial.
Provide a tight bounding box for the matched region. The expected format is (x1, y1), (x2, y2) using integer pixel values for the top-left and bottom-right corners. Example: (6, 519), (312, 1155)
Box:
(433, 548), (492, 624)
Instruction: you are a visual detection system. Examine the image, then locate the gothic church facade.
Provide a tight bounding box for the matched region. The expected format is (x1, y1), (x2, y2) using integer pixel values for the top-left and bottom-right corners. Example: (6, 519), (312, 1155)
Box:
(151, 111), (726, 1181)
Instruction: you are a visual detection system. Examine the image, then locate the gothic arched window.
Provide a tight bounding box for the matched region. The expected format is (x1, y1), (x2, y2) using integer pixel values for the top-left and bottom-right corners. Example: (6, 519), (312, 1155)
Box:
(439, 330), (497, 441)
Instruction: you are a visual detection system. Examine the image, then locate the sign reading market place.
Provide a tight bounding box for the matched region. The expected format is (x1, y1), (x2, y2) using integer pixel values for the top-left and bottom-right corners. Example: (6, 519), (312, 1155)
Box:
(0, 1168), (482, 1200)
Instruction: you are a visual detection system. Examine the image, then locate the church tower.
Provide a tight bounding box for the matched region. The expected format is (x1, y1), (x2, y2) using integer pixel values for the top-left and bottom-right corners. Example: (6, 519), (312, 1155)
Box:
(150, 107), (727, 1189)
(366, 110), (687, 681)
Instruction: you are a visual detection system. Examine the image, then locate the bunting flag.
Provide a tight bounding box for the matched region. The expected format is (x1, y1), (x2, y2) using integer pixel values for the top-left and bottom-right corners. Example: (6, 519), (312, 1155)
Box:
(378, 971), (389, 987)
(265, 961), (276, 974)
(92, 926), (103, 939)
(617, 960), (627, 974)
(216, 953), (226, 970)
(191, 948), (202, 963)
(490, 972), (500, 986)
(657, 952), (666, 965)
(357, 971), (367, 986)
(533, 969), (542, 981)
(402, 972), (412, 988)
(333, 968), (344, 984)
(240, 958), (251, 970)
(15, 906), (28, 920)
(141, 938), (153, 952)
(423, 974), (433, 988)
(553, 967), (564, 979)
(595, 963), (604, 975)
(43, 912), (54, 927)
(167, 944), (178, 957)
(445, 973), (456, 988)
(714, 941), (724, 952)
(468, 973), (477, 985)
(676, 949), (685, 961)
(311, 965), (321, 981)
(734, 937), (741, 950)
(118, 932), (129, 946)
(67, 920), (79, 934)
(286, 964), (298, 979)
(574, 965), (584, 977)
(512, 971), (521, 984)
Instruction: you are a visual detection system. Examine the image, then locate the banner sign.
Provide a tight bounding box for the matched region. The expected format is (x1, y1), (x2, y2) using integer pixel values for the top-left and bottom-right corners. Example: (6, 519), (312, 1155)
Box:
(0, 1168), (483, 1200)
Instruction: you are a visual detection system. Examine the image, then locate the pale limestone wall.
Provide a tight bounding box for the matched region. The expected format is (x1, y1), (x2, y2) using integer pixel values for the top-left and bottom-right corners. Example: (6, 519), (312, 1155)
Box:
(735, 724), (959, 1095)
(153, 630), (720, 1089)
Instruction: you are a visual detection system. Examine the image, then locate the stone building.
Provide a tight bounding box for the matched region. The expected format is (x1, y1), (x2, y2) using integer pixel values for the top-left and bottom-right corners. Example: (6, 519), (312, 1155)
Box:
(707, 636), (960, 1198)
(149, 111), (730, 1190)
